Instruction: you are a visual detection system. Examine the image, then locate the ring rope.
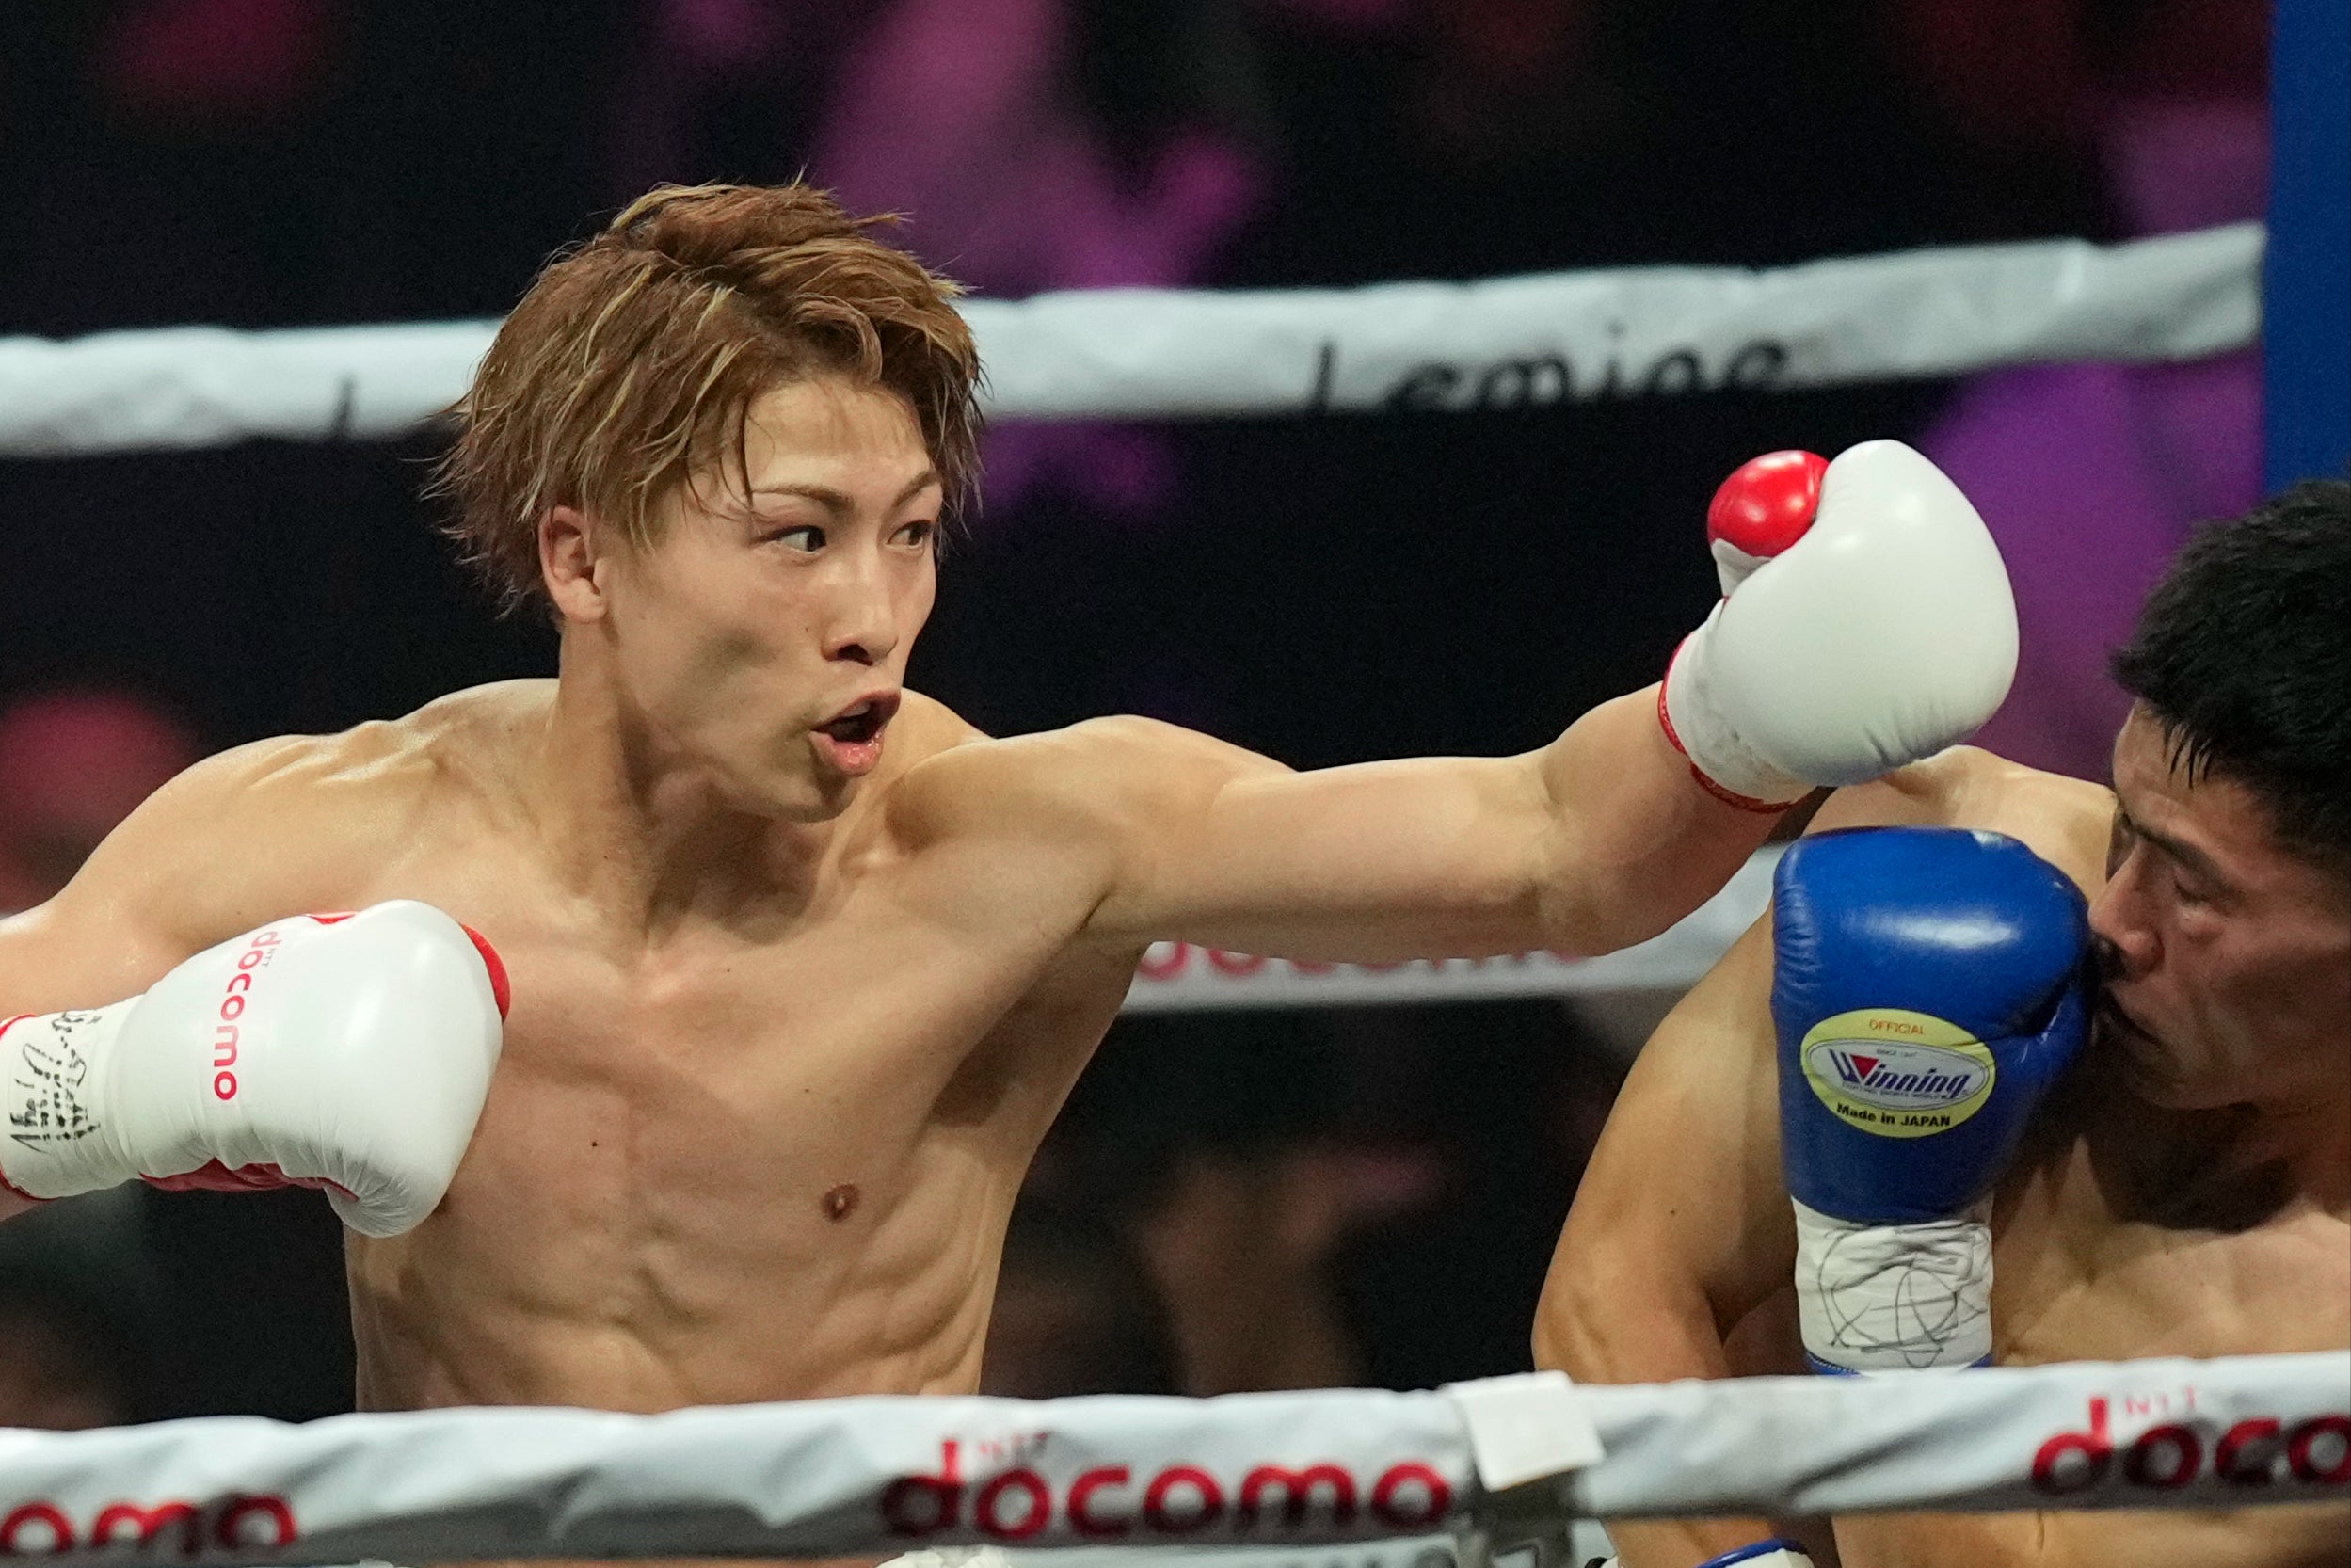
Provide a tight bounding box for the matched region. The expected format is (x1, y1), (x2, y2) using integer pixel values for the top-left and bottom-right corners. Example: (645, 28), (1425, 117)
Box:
(1, 1352), (2340, 1565)
(1120, 849), (1776, 1014)
(0, 225), (2258, 458)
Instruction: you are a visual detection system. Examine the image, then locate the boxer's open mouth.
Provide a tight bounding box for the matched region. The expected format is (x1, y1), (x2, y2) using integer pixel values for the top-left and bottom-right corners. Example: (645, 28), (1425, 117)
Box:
(818, 693), (899, 745)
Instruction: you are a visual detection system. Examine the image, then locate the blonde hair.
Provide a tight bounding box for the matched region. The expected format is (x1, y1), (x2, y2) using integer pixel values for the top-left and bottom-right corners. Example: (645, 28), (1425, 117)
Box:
(435, 183), (982, 613)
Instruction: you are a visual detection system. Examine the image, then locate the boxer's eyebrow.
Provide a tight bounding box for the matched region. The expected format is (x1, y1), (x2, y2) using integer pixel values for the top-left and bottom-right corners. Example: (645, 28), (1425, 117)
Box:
(2131, 816), (2232, 892)
(750, 483), (852, 519)
(750, 470), (939, 517)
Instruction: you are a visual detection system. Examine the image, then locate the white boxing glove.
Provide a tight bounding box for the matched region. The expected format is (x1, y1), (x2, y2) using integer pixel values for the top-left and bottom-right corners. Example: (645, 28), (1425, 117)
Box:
(1, 902), (507, 1237)
(1660, 440), (2017, 809)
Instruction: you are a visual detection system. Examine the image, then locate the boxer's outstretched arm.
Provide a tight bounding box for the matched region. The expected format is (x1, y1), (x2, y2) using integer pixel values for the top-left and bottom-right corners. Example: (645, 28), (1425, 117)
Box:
(1532, 913), (1800, 1567)
(1026, 443), (2020, 960)
(1032, 686), (1778, 962)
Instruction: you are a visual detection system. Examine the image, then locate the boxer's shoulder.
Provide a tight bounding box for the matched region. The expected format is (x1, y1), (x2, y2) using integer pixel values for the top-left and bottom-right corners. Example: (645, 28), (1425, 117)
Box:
(68, 683), (545, 930)
(1808, 747), (2111, 893)
(888, 710), (1278, 852)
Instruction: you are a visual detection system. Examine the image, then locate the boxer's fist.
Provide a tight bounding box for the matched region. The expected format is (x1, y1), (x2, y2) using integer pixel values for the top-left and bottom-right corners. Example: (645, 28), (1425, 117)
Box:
(1771, 828), (2088, 1370)
(0, 902), (507, 1237)
(1661, 441), (2017, 808)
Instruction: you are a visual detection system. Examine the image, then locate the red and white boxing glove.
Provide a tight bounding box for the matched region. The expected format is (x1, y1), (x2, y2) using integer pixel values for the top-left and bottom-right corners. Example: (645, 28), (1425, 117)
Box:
(0, 902), (507, 1237)
(1660, 440), (2017, 810)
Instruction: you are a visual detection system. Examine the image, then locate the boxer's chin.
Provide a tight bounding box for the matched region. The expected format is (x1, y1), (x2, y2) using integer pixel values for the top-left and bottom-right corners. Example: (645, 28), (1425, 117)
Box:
(2094, 1001), (2183, 1103)
(698, 745), (853, 825)
(2097, 1009), (2235, 1112)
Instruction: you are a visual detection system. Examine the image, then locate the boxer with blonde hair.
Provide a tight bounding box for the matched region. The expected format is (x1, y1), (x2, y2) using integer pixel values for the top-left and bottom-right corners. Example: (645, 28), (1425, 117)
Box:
(7, 184), (2014, 1444)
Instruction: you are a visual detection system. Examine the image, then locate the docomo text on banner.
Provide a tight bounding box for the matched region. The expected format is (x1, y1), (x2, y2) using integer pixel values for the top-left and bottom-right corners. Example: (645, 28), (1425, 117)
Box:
(0, 225), (2259, 456)
(0, 1352), (2340, 1566)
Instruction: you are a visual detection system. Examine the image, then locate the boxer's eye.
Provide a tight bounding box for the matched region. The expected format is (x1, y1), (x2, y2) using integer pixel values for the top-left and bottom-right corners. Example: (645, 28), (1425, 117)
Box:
(768, 525), (826, 553)
(2105, 812), (2136, 878)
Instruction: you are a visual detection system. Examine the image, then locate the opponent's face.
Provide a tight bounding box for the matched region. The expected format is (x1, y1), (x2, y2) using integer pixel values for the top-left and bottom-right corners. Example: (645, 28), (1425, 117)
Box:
(2088, 705), (2351, 1111)
(589, 377), (940, 820)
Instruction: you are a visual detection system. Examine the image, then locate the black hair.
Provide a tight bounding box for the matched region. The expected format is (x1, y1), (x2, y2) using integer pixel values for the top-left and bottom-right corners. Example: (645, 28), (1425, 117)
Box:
(2111, 479), (2351, 880)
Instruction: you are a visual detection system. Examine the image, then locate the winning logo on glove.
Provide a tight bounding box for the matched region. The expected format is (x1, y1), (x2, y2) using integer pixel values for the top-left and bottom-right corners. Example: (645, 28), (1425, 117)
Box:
(1799, 1008), (1996, 1138)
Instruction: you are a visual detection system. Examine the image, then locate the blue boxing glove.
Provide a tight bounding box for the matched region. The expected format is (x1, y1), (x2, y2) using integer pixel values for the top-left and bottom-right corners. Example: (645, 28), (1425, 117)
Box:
(1772, 827), (2088, 1372)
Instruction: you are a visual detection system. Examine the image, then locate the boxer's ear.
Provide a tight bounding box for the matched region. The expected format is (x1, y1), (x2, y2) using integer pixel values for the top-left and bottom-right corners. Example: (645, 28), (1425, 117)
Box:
(540, 504), (607, 623)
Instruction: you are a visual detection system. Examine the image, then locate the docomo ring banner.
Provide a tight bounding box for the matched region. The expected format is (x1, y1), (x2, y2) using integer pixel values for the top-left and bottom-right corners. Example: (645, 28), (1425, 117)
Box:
(0, 225), (2259, 456)
(2, 1353), (2341, 1566)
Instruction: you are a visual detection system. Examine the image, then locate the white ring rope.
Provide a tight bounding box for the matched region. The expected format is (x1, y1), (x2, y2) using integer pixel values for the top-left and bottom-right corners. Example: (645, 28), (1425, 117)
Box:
(1120, 849), (1776, 1014)
(0, 226), (2258, 457)
(2, 1352), (2340, 1565)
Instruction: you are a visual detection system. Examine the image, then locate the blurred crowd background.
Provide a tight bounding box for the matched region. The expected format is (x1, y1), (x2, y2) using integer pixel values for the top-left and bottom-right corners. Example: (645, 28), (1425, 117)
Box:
(0, 0), (2272, 1426)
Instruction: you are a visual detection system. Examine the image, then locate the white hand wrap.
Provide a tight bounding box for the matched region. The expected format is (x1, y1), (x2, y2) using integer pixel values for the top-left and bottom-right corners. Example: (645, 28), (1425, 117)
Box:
(1792, 1196), (1992, 1373)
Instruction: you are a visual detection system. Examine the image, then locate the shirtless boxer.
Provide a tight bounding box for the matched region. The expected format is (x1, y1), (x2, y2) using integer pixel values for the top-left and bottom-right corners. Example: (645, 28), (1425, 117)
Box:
(1537, 481), (2351, 1568)
(3, 183), (2016, 1427)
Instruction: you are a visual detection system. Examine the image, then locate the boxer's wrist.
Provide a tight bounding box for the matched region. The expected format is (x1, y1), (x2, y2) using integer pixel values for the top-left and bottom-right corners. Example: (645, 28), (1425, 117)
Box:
(1659, 623), (1808, 810)
(0, 1001), (146, 1199)
(1792, 1197), (1992, 1373)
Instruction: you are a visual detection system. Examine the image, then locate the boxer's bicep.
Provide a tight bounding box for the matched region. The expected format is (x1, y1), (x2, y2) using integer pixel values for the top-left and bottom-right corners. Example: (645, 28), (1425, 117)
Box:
(1, 834), (201, 1020)
(0, 738), (317, 1016)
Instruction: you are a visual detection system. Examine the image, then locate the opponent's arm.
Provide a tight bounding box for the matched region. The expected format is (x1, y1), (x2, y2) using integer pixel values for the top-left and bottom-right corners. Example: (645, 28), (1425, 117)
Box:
(1064, 442), (2018, 961)
(1531, 913), (1802, 1567)
(1527, 753), (2090, 1568)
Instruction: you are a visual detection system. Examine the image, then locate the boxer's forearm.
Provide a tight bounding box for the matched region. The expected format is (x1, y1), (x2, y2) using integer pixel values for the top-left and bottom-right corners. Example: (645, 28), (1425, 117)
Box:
(1529, 688), (1783, 953)
(1068, 690), (1767, 961)
(1536, 1271), (1778, 1568)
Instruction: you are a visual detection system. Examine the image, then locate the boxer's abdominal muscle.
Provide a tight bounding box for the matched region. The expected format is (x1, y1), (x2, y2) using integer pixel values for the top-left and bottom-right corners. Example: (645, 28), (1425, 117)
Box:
(344, 927), (1129, 1411)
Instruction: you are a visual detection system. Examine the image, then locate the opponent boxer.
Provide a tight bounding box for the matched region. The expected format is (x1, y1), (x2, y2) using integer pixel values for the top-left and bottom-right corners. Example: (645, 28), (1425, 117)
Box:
(1537, 481), (2351, 1568)
(4, 184), (2013, 1434)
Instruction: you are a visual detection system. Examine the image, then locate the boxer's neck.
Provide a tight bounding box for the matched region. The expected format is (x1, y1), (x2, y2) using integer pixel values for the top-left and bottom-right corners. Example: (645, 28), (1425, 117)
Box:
(2092, 1088), (2351, 1227)
(2246, 1091), (2351, 1215)
(527, 668), (862, 937)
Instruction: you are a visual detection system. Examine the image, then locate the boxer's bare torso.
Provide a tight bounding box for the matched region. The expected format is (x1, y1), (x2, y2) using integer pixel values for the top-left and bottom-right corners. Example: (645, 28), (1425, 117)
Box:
(1540, 748), (2351, 1568)
(11, 679), (1151, 1409)
(339, 683), (1143, 1410)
